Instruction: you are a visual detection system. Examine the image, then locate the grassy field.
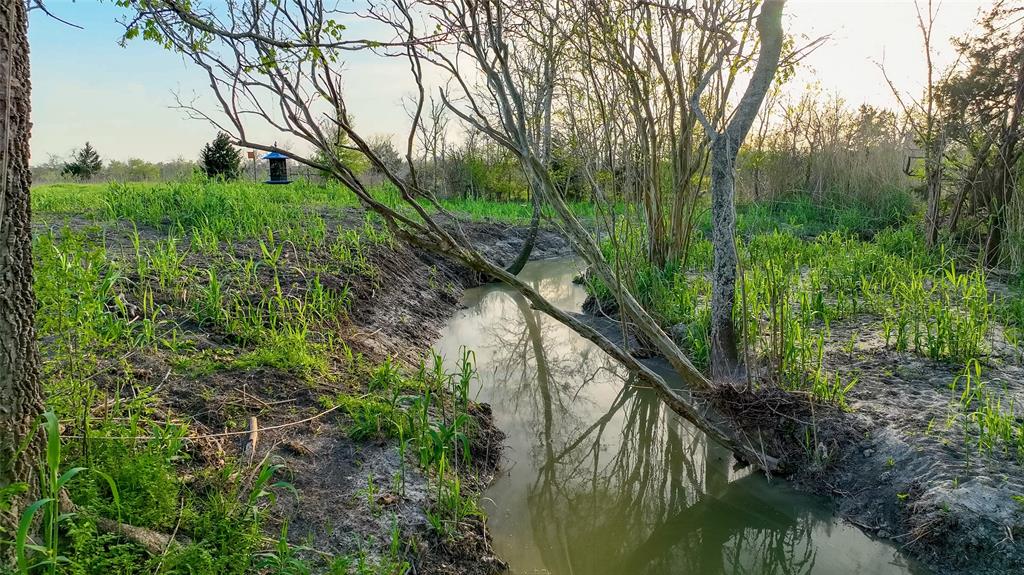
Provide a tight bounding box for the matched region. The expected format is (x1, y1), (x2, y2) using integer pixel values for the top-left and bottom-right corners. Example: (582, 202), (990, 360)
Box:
(25, 180), (526, 574)
(20, 179), (1024, 573)
(32, 180), (598, 227)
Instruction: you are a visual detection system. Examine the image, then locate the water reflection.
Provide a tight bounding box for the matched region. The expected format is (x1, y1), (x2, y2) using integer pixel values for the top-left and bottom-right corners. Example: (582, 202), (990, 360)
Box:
(434, 259), (922, 575)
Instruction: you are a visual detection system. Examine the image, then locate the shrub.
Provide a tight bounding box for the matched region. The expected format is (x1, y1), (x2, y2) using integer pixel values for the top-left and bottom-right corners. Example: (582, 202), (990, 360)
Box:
(200, 133), (242, 180)
(61, 142), (103, 180)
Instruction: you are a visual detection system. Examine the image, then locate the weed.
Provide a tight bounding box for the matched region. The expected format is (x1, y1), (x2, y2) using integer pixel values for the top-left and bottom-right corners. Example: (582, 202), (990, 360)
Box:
(16, 412), (120, 575)
(949, 360), (1024, 457)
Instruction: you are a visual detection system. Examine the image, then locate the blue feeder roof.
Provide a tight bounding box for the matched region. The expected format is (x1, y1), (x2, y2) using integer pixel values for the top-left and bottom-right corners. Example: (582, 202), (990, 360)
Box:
(262, 151), (288, 160)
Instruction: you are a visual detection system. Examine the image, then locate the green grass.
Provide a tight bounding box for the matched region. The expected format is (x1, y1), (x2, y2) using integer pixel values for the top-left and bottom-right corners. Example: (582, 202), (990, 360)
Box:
(28, 179), (507, 573)
(587, 195), (999, 408)
(32, 179), (595, 231)
(316, 348), (486, 542)
(949, 360), (1024, 458)
(729, 188), (917, 240)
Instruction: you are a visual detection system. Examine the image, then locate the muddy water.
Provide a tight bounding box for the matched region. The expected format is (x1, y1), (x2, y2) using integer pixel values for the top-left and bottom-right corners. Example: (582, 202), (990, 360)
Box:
(434, 258), (925, 575)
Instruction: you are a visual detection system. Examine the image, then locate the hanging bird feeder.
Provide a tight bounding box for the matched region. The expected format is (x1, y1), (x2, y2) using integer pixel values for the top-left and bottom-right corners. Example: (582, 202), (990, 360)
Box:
(262, 151), (291, 184)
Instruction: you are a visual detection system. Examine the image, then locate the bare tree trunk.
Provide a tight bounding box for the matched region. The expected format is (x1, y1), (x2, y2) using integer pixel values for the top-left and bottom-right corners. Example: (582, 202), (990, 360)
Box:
(698, 0), (786, 382)
(709, 136), (741, 379)
(505, 189), (541, 275)
(1, 0), (44, 554)
(924, 137), (944, 246)
(984, 55), (1024, 268)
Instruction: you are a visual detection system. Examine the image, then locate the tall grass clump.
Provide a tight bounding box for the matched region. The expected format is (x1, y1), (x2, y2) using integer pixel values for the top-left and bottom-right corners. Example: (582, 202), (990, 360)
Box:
(31, 183), (108, 216)
(949, 360), (1024, 458)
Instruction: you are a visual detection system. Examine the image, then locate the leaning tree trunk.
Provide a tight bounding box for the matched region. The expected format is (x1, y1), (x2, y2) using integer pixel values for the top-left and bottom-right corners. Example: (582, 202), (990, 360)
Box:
(0, 0), (44, 556)
(505, 186), (541, 275)
(703, 0), (786, 383)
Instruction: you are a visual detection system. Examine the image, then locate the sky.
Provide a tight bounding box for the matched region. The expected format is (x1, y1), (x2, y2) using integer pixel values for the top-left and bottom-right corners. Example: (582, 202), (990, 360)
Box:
(28, 0), (991, 164)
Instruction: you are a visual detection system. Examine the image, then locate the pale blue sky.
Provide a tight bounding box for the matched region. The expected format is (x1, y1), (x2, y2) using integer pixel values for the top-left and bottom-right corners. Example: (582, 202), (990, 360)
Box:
(28, 1), (988, 164)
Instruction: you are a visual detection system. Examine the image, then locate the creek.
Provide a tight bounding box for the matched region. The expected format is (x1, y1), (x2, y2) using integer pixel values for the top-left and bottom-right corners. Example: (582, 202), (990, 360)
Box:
(434, 257), (925, 575)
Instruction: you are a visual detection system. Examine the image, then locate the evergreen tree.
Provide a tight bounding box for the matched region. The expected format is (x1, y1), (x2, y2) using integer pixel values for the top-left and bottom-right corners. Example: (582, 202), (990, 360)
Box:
(200, 133), (242, 180)
(60, 141), (103, 180)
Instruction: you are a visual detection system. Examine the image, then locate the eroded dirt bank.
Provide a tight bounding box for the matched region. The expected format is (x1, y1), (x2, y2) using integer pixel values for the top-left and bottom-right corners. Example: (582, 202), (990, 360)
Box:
(35, 210), (569, 574)
(261, 215), (571, 574)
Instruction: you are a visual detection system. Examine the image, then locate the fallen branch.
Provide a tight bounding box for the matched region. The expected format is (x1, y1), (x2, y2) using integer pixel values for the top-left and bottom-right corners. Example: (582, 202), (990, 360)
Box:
(62, 404), (342, 442)
(59, 492), (188, 555)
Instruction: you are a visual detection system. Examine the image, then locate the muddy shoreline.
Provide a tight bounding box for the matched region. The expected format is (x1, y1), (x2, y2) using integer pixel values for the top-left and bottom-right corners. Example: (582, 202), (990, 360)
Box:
(580, 288), (1024, 575)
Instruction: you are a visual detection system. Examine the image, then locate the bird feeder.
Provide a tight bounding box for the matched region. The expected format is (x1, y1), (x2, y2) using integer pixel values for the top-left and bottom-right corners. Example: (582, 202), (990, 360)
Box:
(262, 151), (291, 184)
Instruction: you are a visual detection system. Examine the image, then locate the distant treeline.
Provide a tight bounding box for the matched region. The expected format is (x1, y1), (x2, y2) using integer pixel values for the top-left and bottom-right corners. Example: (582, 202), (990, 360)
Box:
(32, 155), (200, 185)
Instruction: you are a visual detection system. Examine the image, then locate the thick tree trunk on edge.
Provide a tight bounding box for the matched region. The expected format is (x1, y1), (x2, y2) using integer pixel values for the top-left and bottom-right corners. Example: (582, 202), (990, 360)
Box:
(0, 0), (44, 556)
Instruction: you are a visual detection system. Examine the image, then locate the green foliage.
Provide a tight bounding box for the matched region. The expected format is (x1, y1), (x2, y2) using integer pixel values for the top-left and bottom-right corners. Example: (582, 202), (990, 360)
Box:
(15, 412), (121, 575)
(730, 188), (916, 240)
(104, 158), (161, 182)
(311, 119), (370, 178)
(31, 184), (108, 215)
(949, 360), (1024, 458)
(589, 202), (999, 408)
(200, 133), (243, 180)
(61, 142), (103, 181)
(69, 419), (185, 530)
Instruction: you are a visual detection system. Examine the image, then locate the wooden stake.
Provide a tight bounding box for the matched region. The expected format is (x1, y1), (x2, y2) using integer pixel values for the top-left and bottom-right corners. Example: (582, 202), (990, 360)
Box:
(243, 416), (259, 464)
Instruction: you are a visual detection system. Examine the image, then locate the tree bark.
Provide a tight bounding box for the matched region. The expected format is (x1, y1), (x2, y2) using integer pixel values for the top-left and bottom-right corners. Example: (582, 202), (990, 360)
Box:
(709, 136), (741, 380)
(505, 188), (541, 275)
(705, 0), (786, 382)
(924, 137), (944, 246)
(0, 0), (44, 555)
(984, 54), (1024, 268)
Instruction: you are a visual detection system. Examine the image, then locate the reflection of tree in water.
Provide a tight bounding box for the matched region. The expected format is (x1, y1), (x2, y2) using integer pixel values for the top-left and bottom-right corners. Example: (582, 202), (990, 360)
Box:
(487, 289), (818, 575)
(477, 282), (619, 457)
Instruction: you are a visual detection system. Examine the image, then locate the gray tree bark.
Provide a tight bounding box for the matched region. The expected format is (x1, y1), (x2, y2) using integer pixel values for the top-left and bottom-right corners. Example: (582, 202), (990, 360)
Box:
(708, 135), (741, 379)
(505, 189), (541, 275)
(0, 0), (44, 555)
(698, 0), (786, 382)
